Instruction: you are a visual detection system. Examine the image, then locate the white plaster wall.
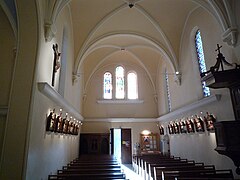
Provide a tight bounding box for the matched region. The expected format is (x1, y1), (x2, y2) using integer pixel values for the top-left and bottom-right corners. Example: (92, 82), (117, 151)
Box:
(159, 95), (237, 177)
(169, 7), (235, 111)
(26, 4), (82, 180)
(83, 58), (158, 118)
(158, 7), (239, 178)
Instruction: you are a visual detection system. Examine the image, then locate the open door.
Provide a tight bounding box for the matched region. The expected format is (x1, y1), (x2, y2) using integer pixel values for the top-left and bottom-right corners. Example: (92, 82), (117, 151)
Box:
(110, 128), (114, 155)
(121, 128), (132, 164)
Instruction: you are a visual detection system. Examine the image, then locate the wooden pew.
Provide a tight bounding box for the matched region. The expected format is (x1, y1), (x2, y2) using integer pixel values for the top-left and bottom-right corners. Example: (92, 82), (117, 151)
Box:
(134, 154), (179, 177)
(153, 165), (215, 180)
(162, 169), (234, 180)
(63, 164), (121, 170)
(134, 154), (194, 180)
(146, 160), (198, 180)
(58, 167), (122, 174)
(49, 155), (126, 180)
(49, 172), (126, 180)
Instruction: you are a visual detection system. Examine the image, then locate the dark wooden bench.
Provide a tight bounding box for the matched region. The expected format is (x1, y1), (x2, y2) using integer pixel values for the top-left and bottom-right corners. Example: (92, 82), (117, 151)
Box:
(48, 155), (126, 180)
(133, 154), (176, 172)
(63, 164), (121, 170)
(146, 160), (200, 180)
(49, 172), (126, 180)
(58, 167), (122, 174)
(162, 169), (234, 180)
(153, 165), (215, 180)
(134, 154), (182, 177)
(133, 154), (199, 180)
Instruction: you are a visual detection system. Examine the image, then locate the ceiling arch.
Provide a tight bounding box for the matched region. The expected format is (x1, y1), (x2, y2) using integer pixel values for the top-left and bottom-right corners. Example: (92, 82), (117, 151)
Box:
(0, 0), (17, 38)
(84, 49), (157, 95)
(74, 32), (178, 76)
(67, 0), (238, 85)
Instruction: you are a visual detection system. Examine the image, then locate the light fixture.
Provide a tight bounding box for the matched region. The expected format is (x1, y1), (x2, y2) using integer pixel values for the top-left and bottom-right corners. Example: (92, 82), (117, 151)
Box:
(141, 130), (151, 135)
(129, 3), (134, 8)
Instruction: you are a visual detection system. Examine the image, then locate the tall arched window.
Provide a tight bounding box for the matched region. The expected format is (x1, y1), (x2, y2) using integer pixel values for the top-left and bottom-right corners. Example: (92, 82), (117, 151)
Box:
(165, 69), (171, 112)
(127, 72), (138, 99)
(195, 30), (210, 97)
(115, 66), (124, 99)
(103, 72), (112, 99)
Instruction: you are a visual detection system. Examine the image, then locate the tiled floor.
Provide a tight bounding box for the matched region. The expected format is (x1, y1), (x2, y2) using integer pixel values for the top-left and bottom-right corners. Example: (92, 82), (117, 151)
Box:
(121, 164), (144, 180)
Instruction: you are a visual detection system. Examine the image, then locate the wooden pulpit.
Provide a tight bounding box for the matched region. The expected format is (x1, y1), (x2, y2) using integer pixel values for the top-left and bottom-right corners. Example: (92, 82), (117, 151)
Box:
(201, 44), (240, 174)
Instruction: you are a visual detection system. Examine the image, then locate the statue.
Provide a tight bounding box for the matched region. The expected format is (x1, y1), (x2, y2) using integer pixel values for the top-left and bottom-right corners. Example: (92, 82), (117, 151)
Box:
(51, 44), (61, 86)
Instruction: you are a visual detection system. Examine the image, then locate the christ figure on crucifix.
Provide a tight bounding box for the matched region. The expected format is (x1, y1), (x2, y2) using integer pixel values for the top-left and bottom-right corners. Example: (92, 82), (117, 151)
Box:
(52, 44), (61, 86)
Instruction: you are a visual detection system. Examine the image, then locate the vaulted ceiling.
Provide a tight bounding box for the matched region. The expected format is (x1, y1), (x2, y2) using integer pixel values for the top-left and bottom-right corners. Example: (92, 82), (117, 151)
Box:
(2, 0), (236, 89)
(69, 0), (202, 89)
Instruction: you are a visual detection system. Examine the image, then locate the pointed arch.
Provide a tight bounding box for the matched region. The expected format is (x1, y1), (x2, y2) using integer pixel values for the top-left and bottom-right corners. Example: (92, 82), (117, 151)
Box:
(115, 65), (125, 99)
(103, 71), (112, 99)
(44, 0), (71, 41)
(83, 49), (157, 96)
(192, 0), (238, 46)
(194, 29), (210, 97)
(73, 32), (178, 77)
(127, 71), (138, 100)
(0, 1), (17, 38)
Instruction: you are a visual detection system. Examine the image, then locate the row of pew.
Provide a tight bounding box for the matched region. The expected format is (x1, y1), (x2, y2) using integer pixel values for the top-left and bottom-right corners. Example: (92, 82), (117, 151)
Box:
(133, 154), (234, 180)
(48, 155), (127, 180)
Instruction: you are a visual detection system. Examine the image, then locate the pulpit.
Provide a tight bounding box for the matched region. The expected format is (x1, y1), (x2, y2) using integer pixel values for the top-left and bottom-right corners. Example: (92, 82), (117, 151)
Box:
(201, 44), (240, 174)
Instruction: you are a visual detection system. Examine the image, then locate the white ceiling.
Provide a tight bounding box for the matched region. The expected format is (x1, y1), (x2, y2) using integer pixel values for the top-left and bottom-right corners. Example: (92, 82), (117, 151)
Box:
(69, 0), (200, 83)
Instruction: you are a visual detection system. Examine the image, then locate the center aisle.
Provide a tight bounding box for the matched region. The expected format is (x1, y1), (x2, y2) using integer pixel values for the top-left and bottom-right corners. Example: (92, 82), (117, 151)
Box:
(121, 164), (144, 180)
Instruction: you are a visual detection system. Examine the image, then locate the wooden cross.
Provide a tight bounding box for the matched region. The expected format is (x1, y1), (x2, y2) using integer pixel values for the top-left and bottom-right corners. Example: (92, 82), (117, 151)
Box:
(215, 44), (222, 54)
(51, 44), (61, 86)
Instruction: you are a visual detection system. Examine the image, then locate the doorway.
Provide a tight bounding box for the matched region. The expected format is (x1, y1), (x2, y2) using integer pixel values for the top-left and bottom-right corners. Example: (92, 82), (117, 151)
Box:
(111, 128), (132, 164)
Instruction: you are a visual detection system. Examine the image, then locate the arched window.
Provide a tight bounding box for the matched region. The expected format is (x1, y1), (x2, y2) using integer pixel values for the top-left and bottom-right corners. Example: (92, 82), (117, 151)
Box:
(102, 66), (138, 100)
(165, 69), (171, 112)
(115, 66), (125, 99)
(195, 30), (210, 97)
(103, 72), (112, 99)
(127, 72), (138, 99)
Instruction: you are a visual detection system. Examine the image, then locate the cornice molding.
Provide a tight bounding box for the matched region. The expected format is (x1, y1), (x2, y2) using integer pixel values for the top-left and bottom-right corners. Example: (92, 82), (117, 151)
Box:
(157, 94), (221, 122)
(38, 82), (83, 120)
(97, 99), (144, 104)
(84, 118), (157, 123)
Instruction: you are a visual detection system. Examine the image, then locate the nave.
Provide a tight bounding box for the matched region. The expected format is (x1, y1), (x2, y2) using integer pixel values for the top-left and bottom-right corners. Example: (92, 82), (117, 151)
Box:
(1, 1), (240, 179)
(48, 153), (234, 180)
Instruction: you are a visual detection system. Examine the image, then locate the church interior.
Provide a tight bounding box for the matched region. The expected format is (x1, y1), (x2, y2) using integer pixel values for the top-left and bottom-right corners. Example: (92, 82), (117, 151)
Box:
(1, 0), (240, 179)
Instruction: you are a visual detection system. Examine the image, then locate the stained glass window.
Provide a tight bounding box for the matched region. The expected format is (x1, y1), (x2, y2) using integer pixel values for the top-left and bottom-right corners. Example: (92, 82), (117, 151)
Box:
(103, 72), (112, 99)
(165, 69), (171, 112)
(195, 30), (210, 97)
(127, 72), (138, 99)
(115, 66), (124, 99)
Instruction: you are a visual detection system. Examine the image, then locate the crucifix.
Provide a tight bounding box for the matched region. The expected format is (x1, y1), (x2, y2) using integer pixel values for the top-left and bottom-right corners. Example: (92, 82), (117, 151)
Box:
(215, 43), (222, 54)
(201, 44), (233, 78)
(51, 44), (61, 86)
